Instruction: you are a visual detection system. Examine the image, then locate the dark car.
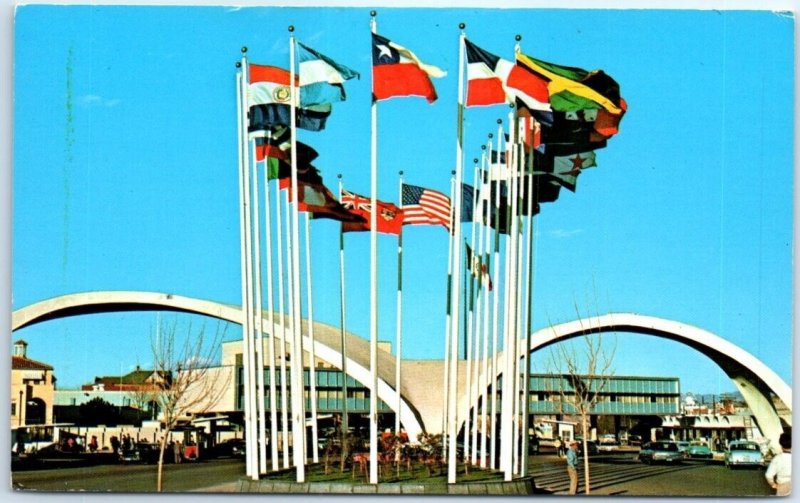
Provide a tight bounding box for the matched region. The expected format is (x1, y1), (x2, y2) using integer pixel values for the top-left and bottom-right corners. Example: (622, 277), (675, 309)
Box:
(119, 442), (163, 464)
(528, 435), (540, 454)
(638, 441), (683, 464)
(576, 440), (599, 456)
(210, 438), (246, 458)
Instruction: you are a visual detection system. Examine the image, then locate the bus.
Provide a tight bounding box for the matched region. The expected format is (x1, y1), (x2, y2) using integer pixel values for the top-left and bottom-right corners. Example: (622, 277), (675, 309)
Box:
(11, 423), (77, 454)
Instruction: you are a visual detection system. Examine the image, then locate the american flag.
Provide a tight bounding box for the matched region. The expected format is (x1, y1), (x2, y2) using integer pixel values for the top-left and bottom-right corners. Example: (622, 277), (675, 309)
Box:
(401, 183), (451, 231)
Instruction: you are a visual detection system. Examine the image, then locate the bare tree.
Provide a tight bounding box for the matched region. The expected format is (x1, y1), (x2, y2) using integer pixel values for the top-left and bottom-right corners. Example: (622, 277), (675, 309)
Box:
(150, 317), (230, 492)
(126, 384), (158, 422)
(548, 313), (616, 495)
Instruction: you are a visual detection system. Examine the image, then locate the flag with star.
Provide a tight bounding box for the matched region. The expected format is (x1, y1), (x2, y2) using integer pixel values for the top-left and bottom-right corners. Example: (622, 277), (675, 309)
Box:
(371, 32), (446, 103)
(534, 150), (597, 192)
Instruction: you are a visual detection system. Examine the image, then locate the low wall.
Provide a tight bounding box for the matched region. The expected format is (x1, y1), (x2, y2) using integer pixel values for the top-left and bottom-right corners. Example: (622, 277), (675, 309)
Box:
(236, 476), (536, 495)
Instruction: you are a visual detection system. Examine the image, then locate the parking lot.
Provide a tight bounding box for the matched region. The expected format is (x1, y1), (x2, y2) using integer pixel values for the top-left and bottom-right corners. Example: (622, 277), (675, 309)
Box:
(528, 449), (772, 496)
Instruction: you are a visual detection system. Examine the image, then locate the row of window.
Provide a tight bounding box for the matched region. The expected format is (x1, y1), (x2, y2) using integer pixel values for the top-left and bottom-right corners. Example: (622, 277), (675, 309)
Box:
(527, 376), (679, 395)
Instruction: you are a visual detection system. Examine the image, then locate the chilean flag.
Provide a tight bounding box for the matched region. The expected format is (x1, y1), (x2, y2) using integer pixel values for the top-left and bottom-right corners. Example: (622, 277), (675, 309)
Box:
(371, 32), (445, 103)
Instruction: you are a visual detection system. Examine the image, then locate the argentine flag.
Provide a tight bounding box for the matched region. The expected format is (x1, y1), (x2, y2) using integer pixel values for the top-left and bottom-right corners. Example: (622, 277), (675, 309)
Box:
(297, 42), (359, 107)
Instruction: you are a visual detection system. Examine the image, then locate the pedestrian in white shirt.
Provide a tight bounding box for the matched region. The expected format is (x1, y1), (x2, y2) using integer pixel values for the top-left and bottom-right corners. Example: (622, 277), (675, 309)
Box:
(765, 432), (791, 496)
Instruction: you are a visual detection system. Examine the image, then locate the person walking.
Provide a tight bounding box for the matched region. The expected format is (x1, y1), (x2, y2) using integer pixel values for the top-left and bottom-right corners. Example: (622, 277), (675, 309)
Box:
(173, 440), (183, 464)
(765, 432), (791, 496)
(566, 440), (580, 495)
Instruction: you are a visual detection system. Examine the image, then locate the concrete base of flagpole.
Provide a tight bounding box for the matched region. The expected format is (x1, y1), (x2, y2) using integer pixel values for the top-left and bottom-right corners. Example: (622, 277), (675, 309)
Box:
(233, 471), (536, 495)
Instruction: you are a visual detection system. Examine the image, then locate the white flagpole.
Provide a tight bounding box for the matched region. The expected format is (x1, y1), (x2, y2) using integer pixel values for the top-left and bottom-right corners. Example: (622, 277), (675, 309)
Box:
(487, 131), (500, 471)
(284, 186), (298, 468)
(249, 134), (268, 474)
(304, 213), (320, 464)
(368, 12), (379, 485)
(478, 145), (491, 469)
(275, 174), (290, 470)
(337, 175), (350, 466)
(441, 173), (455, 461)
(501, 115), (521, 481)
(262, 134), (280, 471)
(447, 27), (466, 485)
(288, 29), (306, 483)
(512, 141), (524, 476)
(395, 171), (404, 435)
(236, 56), (257, 480)
(464, 246), (473, 465)
(520, 143), (535, 476)
(468, 158), (481, 466)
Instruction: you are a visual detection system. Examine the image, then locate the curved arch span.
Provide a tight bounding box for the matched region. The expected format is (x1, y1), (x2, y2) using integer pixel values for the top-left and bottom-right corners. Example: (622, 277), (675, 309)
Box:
(12, 291), (425, 439)
(460, 313), (791, 447)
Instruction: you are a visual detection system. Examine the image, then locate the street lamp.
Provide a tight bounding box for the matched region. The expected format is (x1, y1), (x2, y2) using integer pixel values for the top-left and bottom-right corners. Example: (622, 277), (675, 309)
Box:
(18, 390), (23, 426)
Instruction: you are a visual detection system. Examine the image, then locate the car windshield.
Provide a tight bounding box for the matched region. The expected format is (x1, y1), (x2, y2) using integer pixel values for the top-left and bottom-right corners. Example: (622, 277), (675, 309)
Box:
(653, 442), (677, 451)
(732, 443), (759, 451)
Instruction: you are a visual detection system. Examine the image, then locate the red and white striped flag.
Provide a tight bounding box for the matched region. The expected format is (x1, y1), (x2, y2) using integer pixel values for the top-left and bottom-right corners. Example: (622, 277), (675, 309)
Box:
(401, 183), (452, 231)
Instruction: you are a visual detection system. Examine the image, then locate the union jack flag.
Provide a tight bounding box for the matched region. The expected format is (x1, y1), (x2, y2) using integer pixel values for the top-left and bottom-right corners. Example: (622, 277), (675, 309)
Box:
(340, 189), (403, 235)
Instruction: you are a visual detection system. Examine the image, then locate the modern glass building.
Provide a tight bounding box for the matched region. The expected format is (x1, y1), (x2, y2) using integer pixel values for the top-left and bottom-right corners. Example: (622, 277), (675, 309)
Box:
(525, 374), (681, 416)
(236, 366), (391, 414)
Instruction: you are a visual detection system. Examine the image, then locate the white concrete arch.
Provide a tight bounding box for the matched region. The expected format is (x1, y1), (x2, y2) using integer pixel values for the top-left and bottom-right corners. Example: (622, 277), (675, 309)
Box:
(12, 291), (425, 439)
(461, 313), (791, 447)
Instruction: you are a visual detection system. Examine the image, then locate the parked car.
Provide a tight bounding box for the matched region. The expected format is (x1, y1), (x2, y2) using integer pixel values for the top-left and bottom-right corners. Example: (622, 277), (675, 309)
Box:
(230, 440), (246, 458)
(628, 435), (643, 447)
(685, 441), (713, 459)
(119, 442), (162, 464)
(675, 441), (690, 455)
(638, 441), (683, 464)
(528, 435), (540, 454)
(725, 440), (765, 469)
(598, 434), (617, 445)
(209, 438), (246, 459)
(576, 440), (599, 456)
(597, 441), (620, 453)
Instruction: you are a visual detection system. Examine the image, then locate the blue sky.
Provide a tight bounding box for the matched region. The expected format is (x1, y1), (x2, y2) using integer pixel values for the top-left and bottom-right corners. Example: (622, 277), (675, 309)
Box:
(10, 4), (795, 397)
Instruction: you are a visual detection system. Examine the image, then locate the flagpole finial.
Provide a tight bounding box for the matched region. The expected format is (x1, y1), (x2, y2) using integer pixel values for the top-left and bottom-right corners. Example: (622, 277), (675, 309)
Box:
(370, 10), (376, 17)
(515, 34), (522, 41)
(235, 62), (241, 68)
(473, 158), (478, 164)
(337, 173), (342, 179)
(509, 103), (515, 109)
(496, 119), (503, 125)
(459, 23), (466, 29)
(451, 170), (456, 176)
(288, 25), (295, 32)
(241, 46), (248, 53)
(488, 133), (493, 139)
(399, 170), (404, 176)
(481, 144), (486, 150)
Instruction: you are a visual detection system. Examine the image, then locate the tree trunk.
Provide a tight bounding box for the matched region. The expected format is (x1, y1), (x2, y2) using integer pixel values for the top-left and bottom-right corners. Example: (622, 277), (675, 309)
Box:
(582, 416), (591, 494)
(157, 435), (168, 492)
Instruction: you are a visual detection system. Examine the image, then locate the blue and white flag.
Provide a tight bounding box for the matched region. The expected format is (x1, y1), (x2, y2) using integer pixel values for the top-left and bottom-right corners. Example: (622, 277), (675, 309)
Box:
(297, 42), (359, 107)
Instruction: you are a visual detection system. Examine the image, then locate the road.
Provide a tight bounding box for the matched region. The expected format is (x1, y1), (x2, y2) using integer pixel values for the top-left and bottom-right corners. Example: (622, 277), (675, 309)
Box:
(12, 458), (245, 493)
(12, 453), (774, 496)
(528, 452), (773, 496)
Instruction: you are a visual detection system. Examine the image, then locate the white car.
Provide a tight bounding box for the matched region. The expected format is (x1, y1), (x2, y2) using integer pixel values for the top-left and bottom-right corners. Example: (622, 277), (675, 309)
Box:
(724, 440), (765, 469)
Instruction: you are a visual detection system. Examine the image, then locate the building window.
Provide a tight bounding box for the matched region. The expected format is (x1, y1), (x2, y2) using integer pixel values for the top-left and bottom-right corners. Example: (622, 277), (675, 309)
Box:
(11, 402), (16, 415)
